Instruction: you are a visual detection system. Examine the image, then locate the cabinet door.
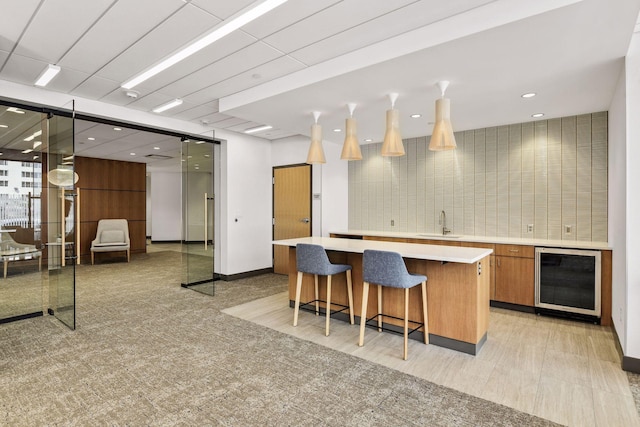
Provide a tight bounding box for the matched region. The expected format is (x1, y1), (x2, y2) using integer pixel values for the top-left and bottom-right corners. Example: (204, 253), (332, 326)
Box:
(495, 256), (535, 306)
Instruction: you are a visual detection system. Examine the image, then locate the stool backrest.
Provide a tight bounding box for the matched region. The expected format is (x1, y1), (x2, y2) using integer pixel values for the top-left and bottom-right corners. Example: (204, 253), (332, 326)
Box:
(296, 243), (332, 275)
(363, 249), (413, 288)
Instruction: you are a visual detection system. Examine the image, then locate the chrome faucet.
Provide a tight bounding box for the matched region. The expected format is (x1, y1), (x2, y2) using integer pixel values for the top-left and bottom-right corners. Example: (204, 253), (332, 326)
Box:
(439, 210), (451, 235)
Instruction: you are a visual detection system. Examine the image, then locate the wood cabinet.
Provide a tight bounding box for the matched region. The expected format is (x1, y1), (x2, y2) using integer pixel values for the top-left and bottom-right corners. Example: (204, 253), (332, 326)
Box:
(494, 244), (535, 306)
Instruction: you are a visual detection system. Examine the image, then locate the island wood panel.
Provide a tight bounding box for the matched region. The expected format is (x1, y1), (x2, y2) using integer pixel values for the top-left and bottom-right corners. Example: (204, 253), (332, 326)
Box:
(460, 242), (496, 300)
(362, 236), (408, 243)
(408, 238), (462, 247)
(287, 247), (490, 346)
(74, 157), (146, 263)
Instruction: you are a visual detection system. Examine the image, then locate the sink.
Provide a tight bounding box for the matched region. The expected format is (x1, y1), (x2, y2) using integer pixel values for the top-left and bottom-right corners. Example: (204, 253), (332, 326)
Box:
(417, 233), (462, 239)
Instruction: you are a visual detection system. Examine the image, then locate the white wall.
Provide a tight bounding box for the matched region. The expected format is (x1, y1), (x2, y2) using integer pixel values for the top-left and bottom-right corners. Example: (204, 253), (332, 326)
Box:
(218, 129), (273, 276)
(150, 172), (182, 240)
(625, 30), (640, 359)
(609, 67), (627, 349)
(271, 136), (348, 236)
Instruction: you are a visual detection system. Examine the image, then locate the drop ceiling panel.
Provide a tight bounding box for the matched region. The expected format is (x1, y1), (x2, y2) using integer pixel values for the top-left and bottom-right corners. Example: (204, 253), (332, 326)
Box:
(0, 0), (40, 52)
(262, 0), (417, 55)
(292, 0), (497, 66)
(241, 0), (342, 39)
(1, 54), (47, 85)
(190, 0), (258, 20)
(172, 104), (219, 121)
(71, 75), (121, 101)
(59, 0), (186, 74)
(157, 41), (283, 99)
(183, 55), (305, 104)
(0, 50), (9, 69)
(209, 117), (249, 129)
(132, 31), (257, 95)
(96, 4), (221, 82)
(13, 0), (114, 62)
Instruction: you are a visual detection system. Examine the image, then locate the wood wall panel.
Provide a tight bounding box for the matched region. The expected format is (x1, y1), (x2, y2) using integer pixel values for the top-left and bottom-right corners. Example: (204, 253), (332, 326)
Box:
(75, 157), (146, 263)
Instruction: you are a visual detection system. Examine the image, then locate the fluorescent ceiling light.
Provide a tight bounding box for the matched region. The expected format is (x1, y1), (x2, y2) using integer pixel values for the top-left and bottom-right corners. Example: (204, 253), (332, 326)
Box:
(521, 92), (536, 98)
(34, 64), (61, 87)
(24, 130), (42, 142)
(87, 137), (95, 141)
(7, 107), (25, 114)
(22, 149), (33, 154)
(33, 141), (42, 149)
(153, 98), (183, 113)
(532, 113), (544, 118)
(0, 125), (8, 128)
(410, 114), (422, 118)
(63, 155), (74, 161)
(113, 127), (122, 131)
(121, 0), (288, 89)
(244, 125), (272, 134)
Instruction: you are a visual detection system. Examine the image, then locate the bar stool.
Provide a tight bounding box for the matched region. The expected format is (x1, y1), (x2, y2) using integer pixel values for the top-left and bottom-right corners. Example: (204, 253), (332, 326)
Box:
(358, 249), (428, 360)
(294, 243), (354, 336)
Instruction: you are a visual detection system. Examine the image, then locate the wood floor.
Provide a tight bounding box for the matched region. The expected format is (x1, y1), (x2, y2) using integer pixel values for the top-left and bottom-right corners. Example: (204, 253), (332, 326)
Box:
(223, 292), (639, 427)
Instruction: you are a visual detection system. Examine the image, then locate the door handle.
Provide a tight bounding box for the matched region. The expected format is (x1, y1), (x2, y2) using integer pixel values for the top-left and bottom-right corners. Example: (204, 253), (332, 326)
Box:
(300, 218), (310, 223)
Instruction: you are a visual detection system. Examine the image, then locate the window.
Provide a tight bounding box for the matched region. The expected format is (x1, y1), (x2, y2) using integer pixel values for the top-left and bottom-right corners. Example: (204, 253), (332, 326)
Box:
(21, 182), (33, 188)
(21, 171), (34, 178)
(0, 181), (7, 187)
(0, 160), (7, 166)
(0, 170), (7, 176)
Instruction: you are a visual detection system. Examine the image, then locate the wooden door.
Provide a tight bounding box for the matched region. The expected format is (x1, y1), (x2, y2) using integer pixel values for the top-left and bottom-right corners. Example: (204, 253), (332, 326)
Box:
(495, 256), (535, 306)
(273, 165), (311, 274)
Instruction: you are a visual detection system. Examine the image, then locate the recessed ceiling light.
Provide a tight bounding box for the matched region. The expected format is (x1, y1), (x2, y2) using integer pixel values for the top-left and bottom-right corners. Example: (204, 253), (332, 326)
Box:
(244, 125), (272, 134)
(521, 92), (536, 98)
(87, 137), (95, 141)
(7, 107), (25, 114)
(113, 127), (122, 131)
(34, 64), (61, 87)
(121, 0), (289, 89)
(153, 146), (160, 150)
(203, 154), (210, 158)
(532, 113), (544, 118)
(365, 138), (372, 142)
(195, 141), (205, 144)
(333, 128), (341, 132)
(33, 156), (39, 160)
(130, 153), (136, 156)
(410, 114), (422, 118)
(22, 149), (33, 154)
(152, 98), (183, 113)
(0, 153), (3, 156)
(187, 155), (192, 159)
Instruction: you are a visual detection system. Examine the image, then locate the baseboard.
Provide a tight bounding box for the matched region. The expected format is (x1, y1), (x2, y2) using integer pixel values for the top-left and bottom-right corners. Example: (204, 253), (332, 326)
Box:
(218, 268), (273, 281)
(0, 311), (43, 324)
(150, 240), (181, 244)
(490, 300), (536, 313)
(623, 356), (640, 373)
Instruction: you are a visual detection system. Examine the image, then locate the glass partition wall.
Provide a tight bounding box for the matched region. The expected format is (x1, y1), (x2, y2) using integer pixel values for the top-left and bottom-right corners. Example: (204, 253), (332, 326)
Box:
(181, 139), (216, 295)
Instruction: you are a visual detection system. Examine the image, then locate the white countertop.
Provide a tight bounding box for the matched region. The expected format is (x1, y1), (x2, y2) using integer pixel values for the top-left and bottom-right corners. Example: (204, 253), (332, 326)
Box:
(330, 230), (612, 250)
(272, 237), (492, 264)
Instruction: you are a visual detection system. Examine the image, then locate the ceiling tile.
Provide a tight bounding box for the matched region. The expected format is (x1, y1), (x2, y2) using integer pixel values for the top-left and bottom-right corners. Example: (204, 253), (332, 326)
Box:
(172, 104), (219, 122)
(0, 0), (40, 52)
(262, 0), (416, 55)
(96, 4), (221, 82)
(59, 0), (186, 74)
(124, 91), (195, 116)
(210, 117), (248, 129)
(189, 0), (257, 20)
(1, 53), (47, 85)
(291, 0), (496, 66)
(71, 75), (121, 100)
(183, 55), (305, 104)
(14, 0), (114, 62)
(241, 0), (341, 39)
(157, 41), (283, 99)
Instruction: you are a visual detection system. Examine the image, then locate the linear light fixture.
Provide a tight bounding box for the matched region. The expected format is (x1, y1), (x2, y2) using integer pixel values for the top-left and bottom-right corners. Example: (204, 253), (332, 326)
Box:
(153, 98), (183, 113)
(7, 107), (25, 114)
(121, 0), (289, 89)
(244, 125), (273, 134)
(24, 130), (42, 142)
(34, 64), (61, 87)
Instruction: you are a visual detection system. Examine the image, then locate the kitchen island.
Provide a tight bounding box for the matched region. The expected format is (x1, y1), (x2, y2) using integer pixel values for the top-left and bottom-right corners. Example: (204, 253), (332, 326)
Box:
(273, 237), (493, 355)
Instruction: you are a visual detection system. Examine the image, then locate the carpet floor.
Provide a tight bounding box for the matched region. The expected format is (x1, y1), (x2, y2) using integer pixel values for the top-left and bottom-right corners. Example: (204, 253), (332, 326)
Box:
(0, 250), (570, 425)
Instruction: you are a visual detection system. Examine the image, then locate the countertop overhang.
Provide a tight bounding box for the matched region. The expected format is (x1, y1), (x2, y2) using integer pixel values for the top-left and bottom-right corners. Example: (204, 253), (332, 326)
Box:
(273, 236), (492, 264)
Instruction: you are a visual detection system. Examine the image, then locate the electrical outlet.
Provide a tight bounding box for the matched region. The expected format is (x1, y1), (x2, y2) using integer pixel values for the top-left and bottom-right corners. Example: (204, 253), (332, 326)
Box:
(391, 219), (395, 226)
(564, 225), (572, 234)
(527, 224), (534, 233)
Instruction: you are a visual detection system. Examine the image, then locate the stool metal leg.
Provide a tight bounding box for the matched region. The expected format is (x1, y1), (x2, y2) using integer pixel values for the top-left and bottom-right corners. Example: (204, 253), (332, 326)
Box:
(377, 284), (383, 332)
(293, 271), (304, 327)
(346, 270), (354, 324)
(404, 288), (410, 360)
(314, 274), (319, 315)
(421, 281), (429, 344)
(358, 281), (370, 347)
(325, 274), (332, 336)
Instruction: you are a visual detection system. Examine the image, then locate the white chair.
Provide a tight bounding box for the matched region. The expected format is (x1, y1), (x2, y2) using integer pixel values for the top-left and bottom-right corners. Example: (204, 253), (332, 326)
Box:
(90, 219), (130, 265)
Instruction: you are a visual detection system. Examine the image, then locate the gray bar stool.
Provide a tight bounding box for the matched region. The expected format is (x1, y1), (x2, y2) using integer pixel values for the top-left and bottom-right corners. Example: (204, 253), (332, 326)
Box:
(294, 243), (354, 336)
(358, 249), (428, 360)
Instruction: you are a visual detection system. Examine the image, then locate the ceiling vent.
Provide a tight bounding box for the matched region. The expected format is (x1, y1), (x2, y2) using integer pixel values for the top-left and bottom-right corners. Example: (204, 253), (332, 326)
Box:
(145, 154), (173, 160)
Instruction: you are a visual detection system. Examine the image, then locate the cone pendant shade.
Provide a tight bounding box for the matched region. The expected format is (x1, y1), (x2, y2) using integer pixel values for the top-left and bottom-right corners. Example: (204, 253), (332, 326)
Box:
(429, 81), (457, 151)
(306, 122), (326, 164)
(340, 117), (362, 160)
(381, 108), (404, 156)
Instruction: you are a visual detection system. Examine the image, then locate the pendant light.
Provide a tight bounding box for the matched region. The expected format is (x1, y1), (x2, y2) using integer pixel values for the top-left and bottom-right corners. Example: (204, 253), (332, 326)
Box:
(340, 103), (362, 160)
(306, 111), (326, 164)
(429, 80), (457, 151)
(381, 93), (404, 157)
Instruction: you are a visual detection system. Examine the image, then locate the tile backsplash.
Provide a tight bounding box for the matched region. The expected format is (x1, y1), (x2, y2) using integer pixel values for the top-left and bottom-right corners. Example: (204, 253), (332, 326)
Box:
(348, 112), (608, 242)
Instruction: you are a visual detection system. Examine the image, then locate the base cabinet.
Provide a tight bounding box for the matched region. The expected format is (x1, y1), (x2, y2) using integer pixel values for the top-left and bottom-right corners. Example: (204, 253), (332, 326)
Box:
(494, 256), (535, 306)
